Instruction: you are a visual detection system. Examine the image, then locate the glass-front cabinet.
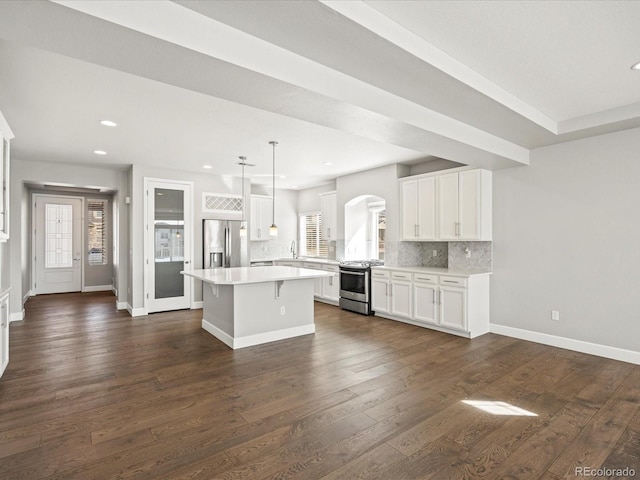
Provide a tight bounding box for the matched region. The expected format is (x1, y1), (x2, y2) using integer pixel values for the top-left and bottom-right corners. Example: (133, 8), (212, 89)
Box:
(0, 110), (14, 242)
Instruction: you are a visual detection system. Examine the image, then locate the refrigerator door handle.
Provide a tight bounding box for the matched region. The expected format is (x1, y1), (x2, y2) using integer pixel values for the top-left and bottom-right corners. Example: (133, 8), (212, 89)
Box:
(225, 226), (230, 267)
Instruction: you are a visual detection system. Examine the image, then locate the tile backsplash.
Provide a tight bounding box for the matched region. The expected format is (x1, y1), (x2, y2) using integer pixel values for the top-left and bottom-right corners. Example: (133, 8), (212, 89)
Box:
(388, 240), (492, 271)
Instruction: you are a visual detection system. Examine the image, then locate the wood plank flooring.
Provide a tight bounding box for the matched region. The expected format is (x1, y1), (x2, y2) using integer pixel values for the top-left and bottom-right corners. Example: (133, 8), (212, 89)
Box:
(0, 291), (638, 479)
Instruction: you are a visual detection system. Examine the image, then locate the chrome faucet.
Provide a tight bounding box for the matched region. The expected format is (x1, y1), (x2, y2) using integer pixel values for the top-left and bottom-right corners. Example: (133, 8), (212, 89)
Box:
(290, 240), (297, 258)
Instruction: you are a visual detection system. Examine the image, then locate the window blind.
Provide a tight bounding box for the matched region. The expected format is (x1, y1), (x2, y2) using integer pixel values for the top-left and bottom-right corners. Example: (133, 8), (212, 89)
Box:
(300, 213), (327, 258)
(88, 199), (107, 266)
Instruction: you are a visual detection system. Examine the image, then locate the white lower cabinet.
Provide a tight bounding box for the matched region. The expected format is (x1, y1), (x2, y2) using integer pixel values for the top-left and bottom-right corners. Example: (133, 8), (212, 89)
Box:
(322, 265), (340, 302)
(371, 270), (390, 314)
(372, 267), (489, 338)
(413, 277), (438, 325)
(0, 292), (9, 378)
(274, 260), (339, 305)
(390, 272), (412, 318)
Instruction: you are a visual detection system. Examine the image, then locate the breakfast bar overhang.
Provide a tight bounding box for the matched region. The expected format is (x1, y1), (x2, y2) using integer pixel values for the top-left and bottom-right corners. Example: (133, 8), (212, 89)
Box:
(182, 266), (334, 349)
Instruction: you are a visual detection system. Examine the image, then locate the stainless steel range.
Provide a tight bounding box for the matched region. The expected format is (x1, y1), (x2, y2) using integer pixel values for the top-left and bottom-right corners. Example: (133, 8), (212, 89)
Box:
(339, 260), (384, 315)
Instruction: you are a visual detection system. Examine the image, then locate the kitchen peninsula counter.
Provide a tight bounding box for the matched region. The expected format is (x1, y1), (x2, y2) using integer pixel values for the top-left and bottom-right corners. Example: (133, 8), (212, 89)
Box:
(182, 266), (334, 349)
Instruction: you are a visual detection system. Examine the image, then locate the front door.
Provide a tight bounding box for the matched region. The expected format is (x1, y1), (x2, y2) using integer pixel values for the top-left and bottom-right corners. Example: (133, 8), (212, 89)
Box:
(33, 195), (83, 294)
(145, 179), (192, 313)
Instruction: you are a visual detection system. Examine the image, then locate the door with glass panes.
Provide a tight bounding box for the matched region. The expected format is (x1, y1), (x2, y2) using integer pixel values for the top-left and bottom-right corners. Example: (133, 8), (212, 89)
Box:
(145, 179), (192, 313)
(33, 195), (82, 294)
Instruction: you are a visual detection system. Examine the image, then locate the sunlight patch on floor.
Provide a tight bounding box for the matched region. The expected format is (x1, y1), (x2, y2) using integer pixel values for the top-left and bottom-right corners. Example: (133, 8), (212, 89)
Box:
(462, 399), (538, 416)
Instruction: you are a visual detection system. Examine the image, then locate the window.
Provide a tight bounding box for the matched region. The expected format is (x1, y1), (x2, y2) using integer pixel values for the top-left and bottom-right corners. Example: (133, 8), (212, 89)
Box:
(87, 199), (108, 266)
(299, 213), (327, 257)
(45, 203), (73, 268)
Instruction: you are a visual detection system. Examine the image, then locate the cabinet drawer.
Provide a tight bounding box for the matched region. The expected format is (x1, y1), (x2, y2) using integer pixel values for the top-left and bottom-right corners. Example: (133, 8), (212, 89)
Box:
(439, 276), (467, 287)
(371, 270), (389, 278)
(391, 271), (412, 280)
(323, 265), (338, 273)
(413, 273), (437, 284)
(303, 262), (320, 269)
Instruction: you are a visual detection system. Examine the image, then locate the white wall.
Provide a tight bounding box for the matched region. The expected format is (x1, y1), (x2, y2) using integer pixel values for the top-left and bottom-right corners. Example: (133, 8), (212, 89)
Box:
(492, 127), (640, 354)
(10, 159), (129, 317)
(297, 182), (335, 214)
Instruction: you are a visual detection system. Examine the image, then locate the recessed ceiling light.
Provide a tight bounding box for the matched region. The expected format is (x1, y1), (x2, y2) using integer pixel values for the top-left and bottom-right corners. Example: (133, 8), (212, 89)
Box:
(632, 61), (640, 71)
(280, 175), (287, 179)
(203, 165), (213, 169)
(93, 150), (107, 155)
(323, 161), (333, 166)
(100, 120), (118, 127)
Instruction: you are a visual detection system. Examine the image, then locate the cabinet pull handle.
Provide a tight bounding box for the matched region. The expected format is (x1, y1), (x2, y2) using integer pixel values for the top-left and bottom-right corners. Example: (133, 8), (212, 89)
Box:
(327, 227), (331, 238)
(258, 228), (261, 238)
(415, 224), (418, 237)
(432, 289), (436, 304)
(385, 283), (388, 296)
(455, 222), (460, 236)
(329, 277), (333, 286)
(443, 280), (458, 284)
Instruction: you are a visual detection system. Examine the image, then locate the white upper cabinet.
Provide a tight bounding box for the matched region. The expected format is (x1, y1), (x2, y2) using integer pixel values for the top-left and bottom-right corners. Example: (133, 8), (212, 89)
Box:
(437, 172), (459, 240)
(250, 195), (272, 241)
(401, 177), (436, 241)
(438, 169), (492, 241)
(319, 191), (337, 240)
(400, 167), (492, 242)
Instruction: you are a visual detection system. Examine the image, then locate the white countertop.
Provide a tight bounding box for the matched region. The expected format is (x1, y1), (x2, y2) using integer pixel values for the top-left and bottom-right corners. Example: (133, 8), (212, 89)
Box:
(371, 265), (492, 277)
(183, 266), (335, 285)
(273, 257), (340, 265)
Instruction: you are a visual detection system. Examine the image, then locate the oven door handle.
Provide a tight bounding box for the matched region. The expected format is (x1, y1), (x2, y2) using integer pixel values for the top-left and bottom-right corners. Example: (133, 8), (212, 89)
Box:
(340, 270), (366, 276)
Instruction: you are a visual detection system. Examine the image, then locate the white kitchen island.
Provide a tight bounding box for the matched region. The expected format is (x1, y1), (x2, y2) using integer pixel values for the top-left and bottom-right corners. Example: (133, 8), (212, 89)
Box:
(182, 266), (334, 349)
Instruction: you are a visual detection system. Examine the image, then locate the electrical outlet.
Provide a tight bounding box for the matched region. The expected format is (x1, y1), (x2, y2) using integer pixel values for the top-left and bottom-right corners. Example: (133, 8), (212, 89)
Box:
(433, 250), (438, 257)
(465, 248), (471, 258)
(280, 306), (286, 315)
(551, 310), (560, 321)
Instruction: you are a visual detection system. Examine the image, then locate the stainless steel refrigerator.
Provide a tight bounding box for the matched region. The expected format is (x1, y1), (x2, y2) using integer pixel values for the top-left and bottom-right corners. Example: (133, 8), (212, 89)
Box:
(203, 219), (246, 268)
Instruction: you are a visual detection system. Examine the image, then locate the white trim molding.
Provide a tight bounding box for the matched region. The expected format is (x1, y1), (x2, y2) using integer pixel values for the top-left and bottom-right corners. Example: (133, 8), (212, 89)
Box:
(202, 319), (315, 350)
(116, 301), (128, 310)
(127, 304), (147, 317)
(191, 301), (203, 310)
(23, 290), (32, 305)
(82, 285), (113, 293)
(9, 310), (24, 323)
(490, 323), (640, 365)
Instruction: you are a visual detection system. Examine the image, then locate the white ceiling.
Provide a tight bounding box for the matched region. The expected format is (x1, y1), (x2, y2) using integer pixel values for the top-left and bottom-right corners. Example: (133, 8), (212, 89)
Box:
(0, 0), (638, 189)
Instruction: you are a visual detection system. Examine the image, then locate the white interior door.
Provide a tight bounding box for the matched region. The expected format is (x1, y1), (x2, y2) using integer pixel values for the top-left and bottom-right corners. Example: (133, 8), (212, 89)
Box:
(34, 195), (83, 294)
(145, 179), (192, 313)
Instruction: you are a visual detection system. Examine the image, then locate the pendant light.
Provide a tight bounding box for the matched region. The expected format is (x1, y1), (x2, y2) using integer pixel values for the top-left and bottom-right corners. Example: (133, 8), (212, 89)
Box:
(236, 156), (255, 238)
(269, 141), (278, 237)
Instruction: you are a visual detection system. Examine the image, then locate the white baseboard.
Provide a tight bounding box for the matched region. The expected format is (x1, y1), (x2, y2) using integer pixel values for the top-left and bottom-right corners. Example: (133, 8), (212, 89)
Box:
(116, 301), (128, 310)
(127, 304), (147, 317)
(202, 319), (315, 349)
(23, 290), (32, 304)
(83, 285), (113, 293)
(9, 310), (24, 323)
(112, 286), (118, 296)
(490, 323), (640, 365)
(191, 301), (203, 310)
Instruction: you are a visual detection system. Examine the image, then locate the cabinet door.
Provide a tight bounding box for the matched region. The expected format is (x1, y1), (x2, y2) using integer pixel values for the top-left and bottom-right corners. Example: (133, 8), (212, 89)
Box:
(313, 277), (323, 297)
(401, 180), (418, 240)
(323, 274), (339, 301)
(371, 277), (390, 314)
(438, 172), (459, 240)
(459, 170), (481, 240)
(439, 286), (467, 331)
(413, 282), (437, 325)
(417, 177), (436, 240)
(250, 196), (271, 240)
(390, 280), (412, 318)
(0, 295), (8, 378)
(320, 192), (337, 240)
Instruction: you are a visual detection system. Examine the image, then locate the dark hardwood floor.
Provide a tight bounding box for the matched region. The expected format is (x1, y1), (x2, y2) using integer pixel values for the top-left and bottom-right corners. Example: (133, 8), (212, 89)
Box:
(0, 292), (638, 479)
